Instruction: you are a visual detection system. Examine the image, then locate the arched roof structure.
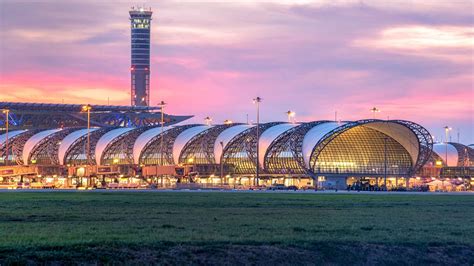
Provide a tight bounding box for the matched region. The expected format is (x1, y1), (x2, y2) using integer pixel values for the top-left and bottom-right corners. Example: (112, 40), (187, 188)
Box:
(302, 122), (344, 168)
(308, 120), (432, 176)
(0, 130), (27, 145)
(432, 143), (459, 167)
(58, 128), (99, 165)
(214, 124), (254, 163)
(431, 142), (474, 167)
(133, 126), (172, 164)
(259, 123), (298, 168)
(5, 119), (435, 178)
(173, 125), (212, 164)
(23, 129), (63, 165)
(95, 128), (134, 165)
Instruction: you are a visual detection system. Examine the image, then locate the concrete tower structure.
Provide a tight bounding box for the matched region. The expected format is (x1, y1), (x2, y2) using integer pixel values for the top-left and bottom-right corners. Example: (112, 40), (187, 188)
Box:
(129, 7), (153, 106)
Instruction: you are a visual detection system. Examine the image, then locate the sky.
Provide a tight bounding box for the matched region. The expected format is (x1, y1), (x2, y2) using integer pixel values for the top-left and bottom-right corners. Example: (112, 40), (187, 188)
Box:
(0, 0), (473, 144)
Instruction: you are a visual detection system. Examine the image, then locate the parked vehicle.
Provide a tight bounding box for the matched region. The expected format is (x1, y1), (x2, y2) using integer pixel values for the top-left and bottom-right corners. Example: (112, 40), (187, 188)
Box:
(268, 184), (297, 191)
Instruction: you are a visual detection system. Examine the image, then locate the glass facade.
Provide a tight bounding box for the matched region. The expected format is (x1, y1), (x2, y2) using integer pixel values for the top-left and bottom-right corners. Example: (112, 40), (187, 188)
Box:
(312, 126), (413, 175)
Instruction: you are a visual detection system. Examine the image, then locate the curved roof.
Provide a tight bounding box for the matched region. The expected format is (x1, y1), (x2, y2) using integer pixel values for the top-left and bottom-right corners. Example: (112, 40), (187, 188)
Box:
(58, 128), (99, 165)
(133, 126), (172, 164)
(214, 124), (254, 163)
(363, 121), (420, 165)
(302, 122), (342, 168)
(433, 143), (459, 167)
(172, 125), (212, 164)
(95, 128), (135, 165)
(0, 130), (27, 145)
(259, 123), (298, 168)
(23, 129), (63, 165)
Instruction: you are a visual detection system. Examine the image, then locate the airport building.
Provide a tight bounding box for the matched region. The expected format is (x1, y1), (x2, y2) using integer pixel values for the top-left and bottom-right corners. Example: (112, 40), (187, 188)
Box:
(6, 117), (472, 190)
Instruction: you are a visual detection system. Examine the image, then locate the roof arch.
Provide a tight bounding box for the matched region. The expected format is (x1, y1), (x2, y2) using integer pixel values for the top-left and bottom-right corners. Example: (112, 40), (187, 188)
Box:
(23, 129), (63, 165)
(432, 143), (459, 167)
(302, 122), (344, 168)
(133, 126), (172, 164)
(259, 123), (298, 168)
(308, 120), (432, 175)
(172, 125), (212, 164)
(58, 128), (99, 165)
(214, 124), (254, 163)
(95, 128), (135, 165)
(0, 130), (28, 145)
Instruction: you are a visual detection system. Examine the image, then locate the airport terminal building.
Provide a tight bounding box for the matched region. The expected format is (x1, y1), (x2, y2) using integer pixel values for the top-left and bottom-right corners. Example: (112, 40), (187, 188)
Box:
(5, 108), (473, 190)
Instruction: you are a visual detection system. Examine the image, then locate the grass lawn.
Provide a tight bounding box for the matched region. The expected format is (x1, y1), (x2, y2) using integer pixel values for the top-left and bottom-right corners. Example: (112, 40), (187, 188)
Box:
(0, 191), (473, 265)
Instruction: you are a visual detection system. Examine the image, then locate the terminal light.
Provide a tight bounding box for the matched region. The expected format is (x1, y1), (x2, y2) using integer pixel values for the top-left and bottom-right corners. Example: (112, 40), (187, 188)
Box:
(81, 104), (92, 112)
(286, 110), (296, 123)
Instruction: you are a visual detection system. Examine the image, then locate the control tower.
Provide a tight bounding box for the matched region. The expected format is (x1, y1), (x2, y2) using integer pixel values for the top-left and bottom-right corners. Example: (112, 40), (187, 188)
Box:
(129, 7), (153, 106)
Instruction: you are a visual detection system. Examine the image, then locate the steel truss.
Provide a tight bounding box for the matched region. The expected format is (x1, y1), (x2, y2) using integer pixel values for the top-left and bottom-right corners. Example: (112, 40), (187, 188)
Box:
(179, 124), (237, 165)
(29, 128), (76, 165)
(0, 102), (191, 130)
(139, 125), (199, 165)
(101, 127), (149, 165)
(0, 130), (38, 166)
(64, 128), (115, 166)
(309, 119), (433, 176)
(222, 122), (283, 175)
(265, 121), (330, 176)
(448, 142), (474, 167)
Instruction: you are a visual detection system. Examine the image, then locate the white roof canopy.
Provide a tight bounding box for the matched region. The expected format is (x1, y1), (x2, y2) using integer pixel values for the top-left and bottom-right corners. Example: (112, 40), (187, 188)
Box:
(302, 122), (342, 168)
(173, 125), (212, 164)
(95, 128), (134, 165)
(433, 143), (459, 167)
(133, 126), (172, 164)
(0, 130), (27, 145)
(58, 128), (99, 165)
(259, 123), (298, 168)
(23, 129), (63, 165)
(214, 124), (254, 163)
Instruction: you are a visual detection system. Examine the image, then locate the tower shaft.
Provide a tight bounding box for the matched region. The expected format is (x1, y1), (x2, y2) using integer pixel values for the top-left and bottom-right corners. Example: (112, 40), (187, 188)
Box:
(130, 7), (153, 106)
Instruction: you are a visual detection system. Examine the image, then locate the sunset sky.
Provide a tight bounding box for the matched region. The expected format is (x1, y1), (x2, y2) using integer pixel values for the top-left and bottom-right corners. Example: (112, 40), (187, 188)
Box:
(0, 0), (472, 144)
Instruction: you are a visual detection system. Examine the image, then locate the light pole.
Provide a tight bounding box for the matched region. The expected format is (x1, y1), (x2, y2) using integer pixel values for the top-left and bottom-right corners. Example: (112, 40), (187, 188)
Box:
(159, 101), (166, 187)
(2, 109), (9, 166)
(286, 110), (295, 123)
(444, 126), (452, 166)
(384, 137), (388, 189)
(204, 116), (212, 126)
(220, 141), (224, 184)
(81, 105), (92, 166)
(80, 105), (92, 187)
(253, 97), (262, 186)
(370, 107), (380, 119)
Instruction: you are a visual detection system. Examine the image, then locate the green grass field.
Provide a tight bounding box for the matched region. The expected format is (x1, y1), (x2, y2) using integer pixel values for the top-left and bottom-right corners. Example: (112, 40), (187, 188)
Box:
(0, 192), (473, 265)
